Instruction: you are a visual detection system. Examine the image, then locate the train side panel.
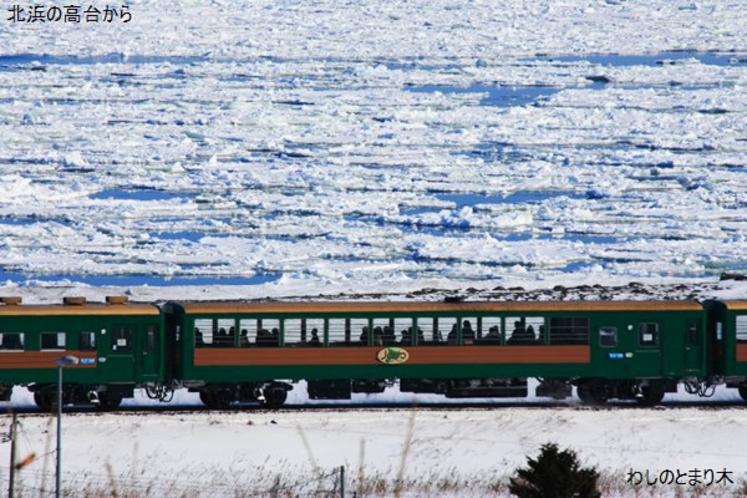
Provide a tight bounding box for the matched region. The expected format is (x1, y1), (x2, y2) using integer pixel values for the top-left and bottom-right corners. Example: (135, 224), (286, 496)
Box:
(703, 300), (747, 394)
(0, 298), (166, 406)
(164, 300), (708, 405)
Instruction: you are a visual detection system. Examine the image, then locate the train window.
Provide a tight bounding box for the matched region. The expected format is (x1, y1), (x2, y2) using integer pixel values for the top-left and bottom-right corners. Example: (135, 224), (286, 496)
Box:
(687, 322), (699, 347)
(373, 318), (396, 346)
(638, 323), (659, 347)
(549, 317), (589, 345)
(284, 319), (303, 346)
(441, 317), (458, 345)
(238, 319), (253, 347)
(79, 331), (96, 351)
(480, 317), (502, 345)
(329, 319), (352, 346)
(599, 327), (617, 347)
(506, 317), (544, 345)
(41, 332), (66, 350)
(146, 326), (157, 351)
(736, 316), (747, 344)
(194, 319), (213, 347)
(256, 318), (280, 347)
(192, 318), (237, 347)
(215, 319), (236, 348)
(283, 318), (324, 346)
(349, 318), (370, 345)
(0, 332), (25, 351)
(111, 327), (133, 352)
(393, 317), (415, 345)
(307, 318), (324, 346)
(458, 318), (477, 345)
(414, 317), (438, 344)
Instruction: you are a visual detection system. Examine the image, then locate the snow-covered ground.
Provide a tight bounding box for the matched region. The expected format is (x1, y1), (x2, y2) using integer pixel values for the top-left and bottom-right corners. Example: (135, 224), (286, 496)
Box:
(3, 0), (747, 496)
(3, 395), (747, 497)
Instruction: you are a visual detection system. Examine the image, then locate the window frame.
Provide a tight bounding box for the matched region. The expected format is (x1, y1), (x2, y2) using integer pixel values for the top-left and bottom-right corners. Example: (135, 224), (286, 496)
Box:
(599, 327), (618, 348)
(78, 331), (97, 351)
(549, 317), (589, 345)
(41, 331), (67, 351)
(0, 332), (25, 351)
(637, 322), (659, 348)
(736, 316), (747, 344)
(111, 326), (133, 352)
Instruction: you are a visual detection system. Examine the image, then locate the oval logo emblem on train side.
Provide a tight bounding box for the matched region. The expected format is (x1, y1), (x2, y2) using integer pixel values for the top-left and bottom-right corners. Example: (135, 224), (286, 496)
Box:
(376, 347), (410, 365)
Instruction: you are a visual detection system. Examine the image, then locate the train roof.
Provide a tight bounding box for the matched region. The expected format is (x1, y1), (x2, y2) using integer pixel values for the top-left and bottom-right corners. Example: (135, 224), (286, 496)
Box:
(719, 300), (747, 311)
(0, 300), (159, 316)
(167, 299), (705, 315)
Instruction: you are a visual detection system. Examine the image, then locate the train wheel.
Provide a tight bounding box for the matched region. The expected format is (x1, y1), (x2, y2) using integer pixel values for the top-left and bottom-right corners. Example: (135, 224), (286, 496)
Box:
(738, 384), (747, 402)
(199, 390), (215, 408)
(34, 390), (55, 412)
(200, 389), (232, 410)
(577, 383), (607, 405)
(98, 392), (122, 410)
(636, 382), (665, 405)
(262, 387), (288, 409)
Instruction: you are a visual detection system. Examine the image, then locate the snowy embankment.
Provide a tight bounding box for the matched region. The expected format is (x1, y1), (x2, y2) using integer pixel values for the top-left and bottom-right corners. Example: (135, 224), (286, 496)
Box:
(3, 404), (747, 497)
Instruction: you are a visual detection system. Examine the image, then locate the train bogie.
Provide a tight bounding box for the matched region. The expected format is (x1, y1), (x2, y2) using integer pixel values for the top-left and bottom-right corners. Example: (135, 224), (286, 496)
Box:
(535, 378), (573, 400)
(191, 381), (292, 409)
(575, 379), (675, 405)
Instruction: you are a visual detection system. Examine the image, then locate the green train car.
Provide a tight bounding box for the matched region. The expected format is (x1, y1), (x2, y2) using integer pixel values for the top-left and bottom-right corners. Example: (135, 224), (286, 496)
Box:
(3, 295), (747, 409)
(164, 299), (714, 408)
(703, 300), (747, 400)
(0, 296), (170, 409)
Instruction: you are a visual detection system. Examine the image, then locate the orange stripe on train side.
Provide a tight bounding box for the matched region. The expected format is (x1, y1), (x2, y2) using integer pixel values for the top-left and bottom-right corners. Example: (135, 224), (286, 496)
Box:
(193, 345), (590, 367)
(737, 344), (747, 362)
(0, 351), (98, 369)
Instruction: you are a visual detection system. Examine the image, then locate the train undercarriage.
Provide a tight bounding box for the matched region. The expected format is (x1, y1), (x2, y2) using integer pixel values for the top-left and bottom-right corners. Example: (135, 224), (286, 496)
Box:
(189, 381), (293, 410)
(27, 383), (133, 411)
(24, 382), (175, 411)
(12, 375), (747, 410)
(0, 384), (12, 402)
(724, 377), (747, 402)
(167, 374), (747, 409)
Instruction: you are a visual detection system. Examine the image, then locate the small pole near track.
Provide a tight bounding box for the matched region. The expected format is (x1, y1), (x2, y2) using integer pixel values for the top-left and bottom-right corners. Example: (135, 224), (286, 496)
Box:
(8, 412), (17, 498)
(339, 465), (345, 498)
(55, 355), (79, 498)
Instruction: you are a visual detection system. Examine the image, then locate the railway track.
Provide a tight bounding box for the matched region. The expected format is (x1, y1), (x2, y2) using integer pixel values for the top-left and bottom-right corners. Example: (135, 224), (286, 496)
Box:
(5, 398), (746, 417)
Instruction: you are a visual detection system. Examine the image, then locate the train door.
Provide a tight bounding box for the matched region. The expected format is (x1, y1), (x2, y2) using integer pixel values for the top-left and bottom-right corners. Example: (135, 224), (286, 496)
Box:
(703, 301), (725, 375)
(594, 325), (628, 379)
(137, 324), (161, 383)
(684, 320), (703, 374)
(101, 323), (161, 383)
(105, 324), (136, 382)
(635, 321), (663, 377)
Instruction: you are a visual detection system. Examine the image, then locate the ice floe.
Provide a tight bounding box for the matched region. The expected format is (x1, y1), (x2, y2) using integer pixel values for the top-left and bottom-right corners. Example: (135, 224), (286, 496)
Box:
(0, 1), (746, 296)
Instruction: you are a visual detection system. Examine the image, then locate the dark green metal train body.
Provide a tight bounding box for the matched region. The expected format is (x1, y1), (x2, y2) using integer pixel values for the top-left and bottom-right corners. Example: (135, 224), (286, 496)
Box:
(0, 297), (167, 409)
(163, 300), (716, 407)
(702, 300), (747, 399)
(2, 296), (747, 409)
